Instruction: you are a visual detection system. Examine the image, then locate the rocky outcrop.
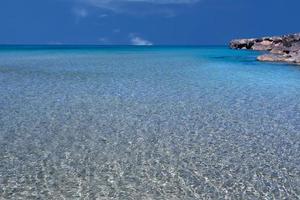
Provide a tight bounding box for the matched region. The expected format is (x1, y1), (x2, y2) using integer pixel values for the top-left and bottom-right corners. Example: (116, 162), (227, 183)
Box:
(230, 33), (300, 65)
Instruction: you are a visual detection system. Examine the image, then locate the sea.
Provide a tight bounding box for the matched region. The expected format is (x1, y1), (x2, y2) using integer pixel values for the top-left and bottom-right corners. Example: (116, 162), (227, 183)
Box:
(0, 46), (299, 199)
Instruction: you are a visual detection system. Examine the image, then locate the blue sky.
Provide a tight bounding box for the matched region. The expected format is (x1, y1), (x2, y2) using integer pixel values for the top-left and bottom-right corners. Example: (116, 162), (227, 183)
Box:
(0, 0), (299, 45)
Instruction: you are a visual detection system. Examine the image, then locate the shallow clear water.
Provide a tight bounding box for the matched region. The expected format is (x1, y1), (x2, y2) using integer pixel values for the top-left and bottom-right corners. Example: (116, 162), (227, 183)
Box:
(0, 46), (299, 199)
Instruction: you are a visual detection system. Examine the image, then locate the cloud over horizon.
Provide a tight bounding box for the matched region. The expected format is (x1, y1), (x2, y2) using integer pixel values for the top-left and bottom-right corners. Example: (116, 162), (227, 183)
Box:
(130, 35), (153, 45)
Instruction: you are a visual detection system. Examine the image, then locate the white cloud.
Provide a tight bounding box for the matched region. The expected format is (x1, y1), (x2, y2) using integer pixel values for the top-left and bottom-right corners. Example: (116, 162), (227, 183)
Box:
(113, 28), (121, 33)
(73, 7), (88, 18)
(98, 37), (110, 44)
(130, 36), (153, 46)
(83, 0), (200, 5)
(75, 0), (200, 14)
(99, 14), (109, 18)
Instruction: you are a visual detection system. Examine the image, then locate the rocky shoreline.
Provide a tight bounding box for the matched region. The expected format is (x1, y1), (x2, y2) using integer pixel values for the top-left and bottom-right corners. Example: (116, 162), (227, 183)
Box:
(230, 33), (300, 65)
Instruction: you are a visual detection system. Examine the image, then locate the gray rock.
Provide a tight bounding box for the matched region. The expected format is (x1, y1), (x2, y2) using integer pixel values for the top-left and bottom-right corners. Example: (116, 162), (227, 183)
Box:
(257, 52), (300, 65)
(252, 41), (273, 51)
(270, 45), (288, 55)
(230, 39), (255, 49)
(257, 54), (289, 62)
(230, 33), (300, 65)
(290, 41), (300, 52)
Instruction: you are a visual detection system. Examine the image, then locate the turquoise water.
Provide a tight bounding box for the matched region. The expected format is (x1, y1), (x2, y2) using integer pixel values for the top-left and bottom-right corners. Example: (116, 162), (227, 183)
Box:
(0, 46), (299, 199)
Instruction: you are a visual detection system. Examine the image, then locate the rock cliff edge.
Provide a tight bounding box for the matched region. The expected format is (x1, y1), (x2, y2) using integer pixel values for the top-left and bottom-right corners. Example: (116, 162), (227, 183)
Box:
(230, 33), (300, 65)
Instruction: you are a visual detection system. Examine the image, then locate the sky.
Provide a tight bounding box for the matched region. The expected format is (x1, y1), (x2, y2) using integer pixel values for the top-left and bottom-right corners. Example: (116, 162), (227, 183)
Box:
(0, 0), (299, 45)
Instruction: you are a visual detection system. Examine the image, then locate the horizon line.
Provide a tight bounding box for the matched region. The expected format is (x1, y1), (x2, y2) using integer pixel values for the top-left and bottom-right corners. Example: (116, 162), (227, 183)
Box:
(0, 44), (227, 47)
